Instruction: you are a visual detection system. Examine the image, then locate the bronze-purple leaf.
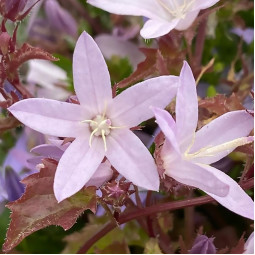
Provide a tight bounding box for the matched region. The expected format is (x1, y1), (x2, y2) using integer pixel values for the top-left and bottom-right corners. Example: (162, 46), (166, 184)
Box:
(2, 159), (97, 253)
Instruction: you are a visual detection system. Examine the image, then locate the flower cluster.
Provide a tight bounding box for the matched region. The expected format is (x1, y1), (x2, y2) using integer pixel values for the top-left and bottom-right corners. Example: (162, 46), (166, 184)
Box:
(0, 0), (254, 253)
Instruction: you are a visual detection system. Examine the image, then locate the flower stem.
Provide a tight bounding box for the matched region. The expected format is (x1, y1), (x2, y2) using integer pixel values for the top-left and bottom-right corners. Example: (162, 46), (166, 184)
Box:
(77, 179), (253, 253)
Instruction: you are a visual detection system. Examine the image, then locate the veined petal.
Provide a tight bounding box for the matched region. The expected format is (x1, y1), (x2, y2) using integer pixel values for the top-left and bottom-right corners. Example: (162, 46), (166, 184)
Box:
(106, 129), (159, 191)
(175, 10), (200, 30)
(8, 98), (90, 138)
(54, 137), (105, 202)
(189, 136), (254, 164)
(152, 107), (180, 154)
(190, 110), (254, 162)
(191, 0), (220, 11)
(73, 32), (112, 114)
(109, 75), (179, 128)
(200, 164), (254, 220)
(140, 19), (179, 39)
(164, 160), (229, 197)
(86, 160), (113, 188)
(30, 144), (64, 160)
(87, 0), (166, 21)
(176, 61), (198, 153)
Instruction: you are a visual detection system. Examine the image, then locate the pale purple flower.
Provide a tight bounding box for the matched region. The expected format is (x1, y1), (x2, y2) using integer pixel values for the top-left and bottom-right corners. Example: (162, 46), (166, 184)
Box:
(28, 139), (113, 188)
(44, 0), (77, 37)
(87, 0), (220, 38)
(231, 27), (254, 44)
(152, 61), (254, 219)
(95, 34), (145, 69)
(26, 60), (70, 100)
(8, 31), (179, 202)
(2, 167), (25, 201)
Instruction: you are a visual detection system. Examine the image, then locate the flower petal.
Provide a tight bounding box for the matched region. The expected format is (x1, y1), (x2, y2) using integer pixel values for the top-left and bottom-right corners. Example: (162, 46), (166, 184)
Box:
(191, 0), (220, 11)
(175, 10), (199, 30)
(73, 32), (112, 114)
(109, 75), (179, 128)
(87, 0), (165, 20)
(30, 144), (64, 159)
(106, 129), (159, 191)
(165, 160), (229, 197)
(176, 61), (198, 152)
(8, 98), (90, 138)
(190, 136), (254, 164)
(152, 107), (180, 154)
(86, 160), (113, 188)
(140, 19), (179, 39)
(190, 110), (254, 164)
(54, 137), (105, 202)
(200, 164), (254, 220)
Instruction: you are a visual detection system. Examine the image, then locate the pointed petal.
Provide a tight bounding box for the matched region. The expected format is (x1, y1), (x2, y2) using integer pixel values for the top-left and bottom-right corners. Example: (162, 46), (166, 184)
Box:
(106, 129), (159, 191)
(87, 0), (165, 20)
(190, 110), (254, 164)
(176, 61), (198, 152)
(30, 144), (64, 159)
(140, 19), (179, 39)
(86, 160), (113, 188)
(200, 164), (254, 220)
(164, 160), (229, 197)
(152, 107), (180, 154)
(190, 136), (254, 164)
(191, 0), (220, 11)
(109, 76), (179, 128)
(54, 137), (105, 202)
(175, 10), (200, 30)
(8, 98), (90, 138)
(73, 32), (112, 113)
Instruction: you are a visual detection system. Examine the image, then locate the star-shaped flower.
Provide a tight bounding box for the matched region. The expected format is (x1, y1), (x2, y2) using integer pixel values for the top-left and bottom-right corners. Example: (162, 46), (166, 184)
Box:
(88, 0), (220, 38)
(152, 61), (254, 219)
(8, 31), (179, 202)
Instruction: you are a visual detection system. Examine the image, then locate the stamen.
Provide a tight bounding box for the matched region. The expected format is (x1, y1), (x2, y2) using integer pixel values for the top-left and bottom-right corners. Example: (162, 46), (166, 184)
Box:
(157, 0), (196, 19)
(101, 130), (107, 151)
(89, 128), (99, 147)
(81, 119), (97, 124)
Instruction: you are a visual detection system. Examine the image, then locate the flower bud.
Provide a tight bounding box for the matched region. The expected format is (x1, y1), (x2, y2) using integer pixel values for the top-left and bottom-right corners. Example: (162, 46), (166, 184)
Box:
(189, 235), (216, 254)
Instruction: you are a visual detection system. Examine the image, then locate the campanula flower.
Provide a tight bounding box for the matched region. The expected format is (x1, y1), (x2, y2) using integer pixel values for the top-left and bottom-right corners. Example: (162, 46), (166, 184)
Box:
(88, 0), (220, 38)
(8, 31), (179, 202)
(152, 61), (254, 219)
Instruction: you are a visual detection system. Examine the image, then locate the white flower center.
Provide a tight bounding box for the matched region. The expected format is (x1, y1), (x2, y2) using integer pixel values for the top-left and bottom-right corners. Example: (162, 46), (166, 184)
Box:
(89, 115), (111, 137)
(156, 0), (195, 19)
(81, 114), (124, 151)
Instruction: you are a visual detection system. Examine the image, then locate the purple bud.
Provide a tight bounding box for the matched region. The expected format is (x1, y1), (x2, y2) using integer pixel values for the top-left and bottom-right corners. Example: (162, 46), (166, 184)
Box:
(4, 166), (25, 201)
(189, 235), (216, 254)
(44, 0), (77, 37)
(1, 0), (40, 22)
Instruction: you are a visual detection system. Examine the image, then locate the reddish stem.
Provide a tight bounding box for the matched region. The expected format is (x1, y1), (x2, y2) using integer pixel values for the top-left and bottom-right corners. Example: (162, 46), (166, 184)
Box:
(78, 179), (253, 254)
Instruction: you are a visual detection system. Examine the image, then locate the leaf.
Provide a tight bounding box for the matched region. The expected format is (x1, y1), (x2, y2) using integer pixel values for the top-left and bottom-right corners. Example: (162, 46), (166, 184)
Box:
(199, 93), (244, 116)
(3, 159), (97, 253)
(117, 34), (185, 89)
(8, 43), (58, 74)
(144, 238), (162, 254)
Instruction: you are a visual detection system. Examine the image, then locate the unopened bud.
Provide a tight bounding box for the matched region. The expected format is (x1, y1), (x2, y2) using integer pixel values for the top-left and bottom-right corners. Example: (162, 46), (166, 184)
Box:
(189, 235), (216, 254)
